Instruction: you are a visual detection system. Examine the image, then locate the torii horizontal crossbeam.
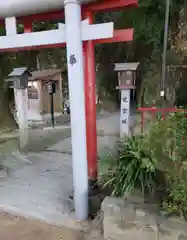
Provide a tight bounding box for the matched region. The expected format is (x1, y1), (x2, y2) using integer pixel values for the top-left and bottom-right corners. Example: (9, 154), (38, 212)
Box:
(0, 28), (133, 52)
(93, 29), (133, 44)
(2, 18), (114, 51)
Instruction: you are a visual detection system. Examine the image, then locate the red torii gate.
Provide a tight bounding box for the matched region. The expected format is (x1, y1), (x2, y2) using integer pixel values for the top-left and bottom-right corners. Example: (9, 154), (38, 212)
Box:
(82, 0), (138, 183)
(1, 0), (138, 182)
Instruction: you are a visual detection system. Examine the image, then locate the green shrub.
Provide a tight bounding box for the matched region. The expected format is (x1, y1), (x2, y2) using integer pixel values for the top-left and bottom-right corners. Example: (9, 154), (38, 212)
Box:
(144, 110), (187, 218)
(162, 181), (187, 218)
(102, 110), (187, 218)
(102, 135), (156, 197)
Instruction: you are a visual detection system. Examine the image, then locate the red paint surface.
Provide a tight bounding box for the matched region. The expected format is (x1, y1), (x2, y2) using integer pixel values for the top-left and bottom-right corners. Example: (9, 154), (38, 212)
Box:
(23, 21), (32, 33)
(18, 11), (64, 23)
(83, 11), (97, 180)
(93, 29), (134, 44)
(84, 0), (138, 12)
(116, 84), (135, 90)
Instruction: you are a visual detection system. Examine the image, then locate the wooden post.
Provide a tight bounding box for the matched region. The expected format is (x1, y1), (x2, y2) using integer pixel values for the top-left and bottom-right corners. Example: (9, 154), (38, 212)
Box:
(59, 73), (64, 113)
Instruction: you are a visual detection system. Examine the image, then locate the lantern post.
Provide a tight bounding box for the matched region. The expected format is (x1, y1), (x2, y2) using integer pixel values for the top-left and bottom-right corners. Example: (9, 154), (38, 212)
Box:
(115, 62), (139, 137)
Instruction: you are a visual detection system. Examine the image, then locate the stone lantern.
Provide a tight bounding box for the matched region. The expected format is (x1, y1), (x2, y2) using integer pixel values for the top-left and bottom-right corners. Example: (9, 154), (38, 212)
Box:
(5, 67), (32, 89)
(114, 62), (139, 137)
(5, 67), (32, 151)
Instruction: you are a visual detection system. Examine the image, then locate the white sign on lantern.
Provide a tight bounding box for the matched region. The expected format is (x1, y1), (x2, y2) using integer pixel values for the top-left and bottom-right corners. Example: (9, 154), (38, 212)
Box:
(120, 88), (130, 137)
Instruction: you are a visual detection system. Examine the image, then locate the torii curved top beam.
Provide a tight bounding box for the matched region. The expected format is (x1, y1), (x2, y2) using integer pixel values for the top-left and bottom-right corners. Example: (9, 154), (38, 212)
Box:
(0, 0), (138, 22)
(0, 0), (98, 18)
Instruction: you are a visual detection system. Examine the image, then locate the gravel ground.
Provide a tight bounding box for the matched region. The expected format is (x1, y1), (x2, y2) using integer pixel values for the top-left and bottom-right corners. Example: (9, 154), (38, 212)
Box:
(0, 212), (103, 240)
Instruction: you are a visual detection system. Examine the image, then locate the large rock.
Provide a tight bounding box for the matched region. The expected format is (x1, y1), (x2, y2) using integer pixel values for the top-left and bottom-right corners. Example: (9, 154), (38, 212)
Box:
(102, 196), (187, 240)
(102, 197), (157, 240)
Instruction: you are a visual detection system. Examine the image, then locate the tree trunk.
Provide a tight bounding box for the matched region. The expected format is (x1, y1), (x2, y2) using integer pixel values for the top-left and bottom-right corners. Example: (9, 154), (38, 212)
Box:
(0, 79), (17, 133)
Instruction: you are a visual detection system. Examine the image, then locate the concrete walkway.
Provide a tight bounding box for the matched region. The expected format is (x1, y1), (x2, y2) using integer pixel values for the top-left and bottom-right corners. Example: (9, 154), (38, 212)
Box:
(0, 151), (73, 225)
(0, 112), (133, 225)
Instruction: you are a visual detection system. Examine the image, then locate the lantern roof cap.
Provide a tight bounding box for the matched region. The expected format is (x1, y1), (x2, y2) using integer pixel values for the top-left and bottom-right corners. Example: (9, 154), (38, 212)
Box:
(114, 62), (139, 72)
(8, 67), (32, 78)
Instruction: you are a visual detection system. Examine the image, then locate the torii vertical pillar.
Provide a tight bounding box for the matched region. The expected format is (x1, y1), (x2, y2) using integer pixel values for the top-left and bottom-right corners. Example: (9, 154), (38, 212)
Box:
(64, 0), (88, 220)
(83, 11), (97, 183)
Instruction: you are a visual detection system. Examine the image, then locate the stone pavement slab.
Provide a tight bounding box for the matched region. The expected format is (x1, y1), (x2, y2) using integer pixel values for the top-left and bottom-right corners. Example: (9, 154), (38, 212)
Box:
(0, 152), (74, 225)
(47, 136), (119, 158)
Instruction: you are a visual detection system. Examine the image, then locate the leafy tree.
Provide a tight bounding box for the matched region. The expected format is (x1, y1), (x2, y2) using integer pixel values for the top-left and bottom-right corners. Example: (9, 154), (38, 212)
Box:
(96, 0), (184, 106)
